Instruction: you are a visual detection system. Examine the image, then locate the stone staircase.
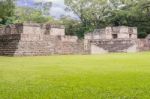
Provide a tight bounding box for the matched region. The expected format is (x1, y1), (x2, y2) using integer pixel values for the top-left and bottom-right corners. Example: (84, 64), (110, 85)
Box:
(0, 34), (20, 56)
(91, 39), (136, 52)
(0, 34), (56, 56)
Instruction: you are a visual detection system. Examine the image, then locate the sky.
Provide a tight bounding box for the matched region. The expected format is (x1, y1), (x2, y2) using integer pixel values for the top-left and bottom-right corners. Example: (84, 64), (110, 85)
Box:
(17, 0), (77, 19)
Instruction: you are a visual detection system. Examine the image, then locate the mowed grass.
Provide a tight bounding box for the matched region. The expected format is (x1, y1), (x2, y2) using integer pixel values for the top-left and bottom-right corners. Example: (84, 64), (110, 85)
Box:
(0, 53), (150, 99)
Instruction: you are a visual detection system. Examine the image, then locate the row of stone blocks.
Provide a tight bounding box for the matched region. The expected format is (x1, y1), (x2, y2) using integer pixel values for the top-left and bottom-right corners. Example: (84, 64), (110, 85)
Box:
(0, 34), (54, 56)
(0, 34), (88, 56)
(91, 39), (137, 52)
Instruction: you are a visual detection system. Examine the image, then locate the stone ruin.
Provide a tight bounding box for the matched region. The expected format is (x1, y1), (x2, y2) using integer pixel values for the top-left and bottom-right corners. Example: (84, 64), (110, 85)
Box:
(0, 23), (150, 56)
(85, 26), (137, 40)
(85, 26), (150, 54)
(0, 23), (88, 56)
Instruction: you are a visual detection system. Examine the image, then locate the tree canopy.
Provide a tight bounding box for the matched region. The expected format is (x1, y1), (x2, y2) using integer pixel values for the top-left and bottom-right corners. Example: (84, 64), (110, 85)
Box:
(0, 0), (150, 38)
(0, 0), (16, 25)
(65, 0), (150, 38)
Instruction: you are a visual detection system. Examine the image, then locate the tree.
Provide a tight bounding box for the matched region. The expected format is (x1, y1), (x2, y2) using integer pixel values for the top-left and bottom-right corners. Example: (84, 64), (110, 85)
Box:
(65, 0), (150, 38)
(33, 1), (52, 16)
(0, 0), (16, 25)
(60, 16), (82, 36)
(108, 0), (150, 37)
(15, 6), (53, 23)
(65, 0), (111, 38)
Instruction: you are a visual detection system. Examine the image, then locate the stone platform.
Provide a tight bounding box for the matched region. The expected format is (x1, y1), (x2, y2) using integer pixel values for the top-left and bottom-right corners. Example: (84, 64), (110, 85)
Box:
(0, 23), (150, 56)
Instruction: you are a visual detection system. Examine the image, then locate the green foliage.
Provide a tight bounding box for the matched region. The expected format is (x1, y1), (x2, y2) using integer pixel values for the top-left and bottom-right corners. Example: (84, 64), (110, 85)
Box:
(60, 16), (82, 37)
(138, 31), (147, 38)
(34, 1), (52, 16)
(65, 0), (110, 38)
(0, 0), (16, 25)
(0, 0), (53, 24)
(107, 0), (150, 38)
(0, 0), (15, 18)
(0, 0), (150, 38)
(15, 7), (53, 24)
(65, 0), (150, 38)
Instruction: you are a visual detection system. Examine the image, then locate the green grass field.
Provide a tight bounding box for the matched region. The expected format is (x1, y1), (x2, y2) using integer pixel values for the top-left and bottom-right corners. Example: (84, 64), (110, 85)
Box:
(0, 52), (150, 99)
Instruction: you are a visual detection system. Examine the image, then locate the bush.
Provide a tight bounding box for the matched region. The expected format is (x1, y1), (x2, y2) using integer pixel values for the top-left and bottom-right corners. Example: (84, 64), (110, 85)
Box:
(138, 31), (147, 38)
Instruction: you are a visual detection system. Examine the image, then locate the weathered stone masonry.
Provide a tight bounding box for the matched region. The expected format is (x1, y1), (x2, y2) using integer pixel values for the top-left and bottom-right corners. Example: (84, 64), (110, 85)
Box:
(0, 23), (89, 56)
(0, 23), (150, 56)
(85, 26), (150, 54)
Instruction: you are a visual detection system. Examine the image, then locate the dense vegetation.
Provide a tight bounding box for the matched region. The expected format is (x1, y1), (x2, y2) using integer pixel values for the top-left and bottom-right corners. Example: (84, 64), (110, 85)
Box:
(0, 0), (150, 38)
(65, 0), (150, 38)
(0, 0), (55, 25)
(0, 0), (15, 25)
(0, 53), (150, 98)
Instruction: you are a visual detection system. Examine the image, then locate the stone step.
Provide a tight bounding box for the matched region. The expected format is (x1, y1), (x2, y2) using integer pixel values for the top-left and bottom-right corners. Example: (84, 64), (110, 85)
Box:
(0, 47), (18, 49)
(0, 51), (53, 56)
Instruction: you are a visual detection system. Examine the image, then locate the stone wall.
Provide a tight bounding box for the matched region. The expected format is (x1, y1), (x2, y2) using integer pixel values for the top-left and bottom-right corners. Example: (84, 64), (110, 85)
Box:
(85, 26), (137, 40)
(137, 39), (150, 51)
(0, 24), (23, 35)
(55, 39), (89, 55)
(88, 39), (138, 54)
(0, 24), (88, 56)
(0, 35), (89, 56)
(23, 23), (65, 36)
(0, 23), (65, 36)
(0, 23), (150, 56)
(86, 39), (150, 54)
(83, 26), (148, 54)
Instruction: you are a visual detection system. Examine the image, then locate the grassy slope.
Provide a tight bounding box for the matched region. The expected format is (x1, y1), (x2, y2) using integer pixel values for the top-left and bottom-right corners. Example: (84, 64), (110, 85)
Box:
(0, 52), (150, 99)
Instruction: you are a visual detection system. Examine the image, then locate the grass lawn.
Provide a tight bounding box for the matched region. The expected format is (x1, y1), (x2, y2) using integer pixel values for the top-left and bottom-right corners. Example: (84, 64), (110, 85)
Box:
(0, 52), (150, 99)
